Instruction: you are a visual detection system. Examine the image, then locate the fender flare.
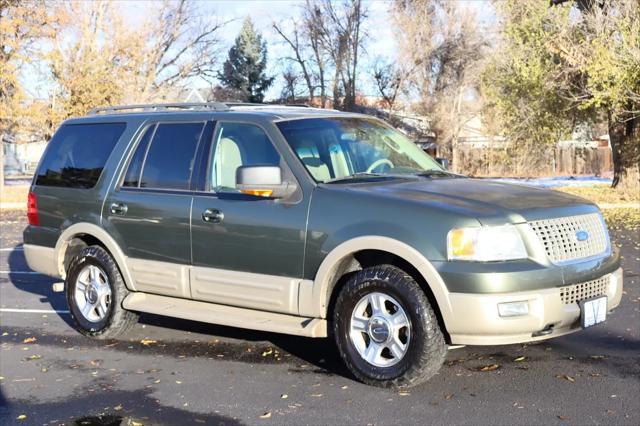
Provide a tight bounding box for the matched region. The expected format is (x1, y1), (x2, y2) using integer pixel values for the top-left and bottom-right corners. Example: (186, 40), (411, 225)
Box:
(54, 222), (136, 291)
(309, 236), (453, 324)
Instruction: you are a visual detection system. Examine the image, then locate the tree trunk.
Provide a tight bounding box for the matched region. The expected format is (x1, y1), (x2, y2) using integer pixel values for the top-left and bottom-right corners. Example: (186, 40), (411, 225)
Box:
(607, 110), (639, 189)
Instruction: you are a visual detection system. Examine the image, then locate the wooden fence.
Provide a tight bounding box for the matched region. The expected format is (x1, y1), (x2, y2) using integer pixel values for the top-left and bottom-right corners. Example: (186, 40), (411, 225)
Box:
(453, 145), (613, 177)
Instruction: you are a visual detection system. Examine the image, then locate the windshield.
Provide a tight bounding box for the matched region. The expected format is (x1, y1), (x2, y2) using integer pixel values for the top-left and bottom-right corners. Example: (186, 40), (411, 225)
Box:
(277, 117), (444, 183)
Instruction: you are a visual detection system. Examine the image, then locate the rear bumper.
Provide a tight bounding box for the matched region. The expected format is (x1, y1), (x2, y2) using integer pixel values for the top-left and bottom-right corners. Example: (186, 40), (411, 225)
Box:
(24, 244), (59, 277)
(447, 267), (623, 345)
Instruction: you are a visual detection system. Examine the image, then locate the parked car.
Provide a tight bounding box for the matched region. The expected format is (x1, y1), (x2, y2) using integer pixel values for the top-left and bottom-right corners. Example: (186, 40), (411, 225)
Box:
(24, 103), (623, 388)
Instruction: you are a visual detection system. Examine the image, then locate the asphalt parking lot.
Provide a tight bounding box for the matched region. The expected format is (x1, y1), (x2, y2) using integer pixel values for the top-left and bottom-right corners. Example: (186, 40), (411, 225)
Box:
(0, 209), (638, 425)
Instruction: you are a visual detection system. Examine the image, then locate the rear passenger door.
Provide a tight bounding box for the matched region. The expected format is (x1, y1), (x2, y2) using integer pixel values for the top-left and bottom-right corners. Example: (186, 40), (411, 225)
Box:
(103, 121), (211, 298)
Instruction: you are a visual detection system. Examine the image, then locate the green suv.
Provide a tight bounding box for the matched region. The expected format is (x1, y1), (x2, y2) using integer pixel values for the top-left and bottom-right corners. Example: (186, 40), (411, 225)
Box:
(23, 103), (623, 388)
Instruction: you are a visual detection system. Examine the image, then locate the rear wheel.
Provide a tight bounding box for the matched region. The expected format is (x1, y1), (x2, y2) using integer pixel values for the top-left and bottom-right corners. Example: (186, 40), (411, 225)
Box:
(65, 246), (138, 339)
(333, 265), (446, 388)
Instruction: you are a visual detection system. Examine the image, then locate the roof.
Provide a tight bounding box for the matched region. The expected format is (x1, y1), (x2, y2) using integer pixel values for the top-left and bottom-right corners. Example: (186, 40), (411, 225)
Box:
(84, 102), (361, 122)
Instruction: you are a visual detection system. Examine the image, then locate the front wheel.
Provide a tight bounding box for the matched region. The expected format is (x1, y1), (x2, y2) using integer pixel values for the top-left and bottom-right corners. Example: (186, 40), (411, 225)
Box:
(333, 265), (446, 388)
(65, 245), (138, 339)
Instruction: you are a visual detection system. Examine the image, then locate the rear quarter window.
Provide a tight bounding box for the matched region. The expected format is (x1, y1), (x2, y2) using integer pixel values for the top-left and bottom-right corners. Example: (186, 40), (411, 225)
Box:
(35, 122), (126, 189)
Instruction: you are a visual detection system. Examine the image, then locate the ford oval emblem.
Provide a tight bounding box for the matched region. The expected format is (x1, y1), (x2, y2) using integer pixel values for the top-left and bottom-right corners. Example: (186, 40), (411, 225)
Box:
(576, 230), (589, 242)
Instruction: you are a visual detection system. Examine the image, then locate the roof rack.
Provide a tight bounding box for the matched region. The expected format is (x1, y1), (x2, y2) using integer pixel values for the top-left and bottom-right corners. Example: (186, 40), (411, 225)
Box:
(89, 102), (230, 115)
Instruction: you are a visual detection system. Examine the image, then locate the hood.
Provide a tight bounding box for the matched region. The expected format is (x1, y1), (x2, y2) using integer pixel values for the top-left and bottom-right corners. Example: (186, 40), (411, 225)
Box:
(327, 176), (598, 225)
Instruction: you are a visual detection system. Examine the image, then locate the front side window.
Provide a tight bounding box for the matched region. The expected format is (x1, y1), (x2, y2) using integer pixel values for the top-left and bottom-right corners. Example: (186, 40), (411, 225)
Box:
(209, 123), (281, 192)
(277, 117), (443, 183)
(35, 122), (126, 188)
(125, 122), (204, 190)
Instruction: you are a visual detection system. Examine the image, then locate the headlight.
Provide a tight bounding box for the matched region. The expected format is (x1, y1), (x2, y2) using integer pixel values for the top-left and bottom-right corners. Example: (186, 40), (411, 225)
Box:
(447, 225), (528, 261)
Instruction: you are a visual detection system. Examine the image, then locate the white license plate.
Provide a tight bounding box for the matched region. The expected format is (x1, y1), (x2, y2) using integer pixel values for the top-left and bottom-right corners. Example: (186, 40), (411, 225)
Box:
(580, 296), (607, 328)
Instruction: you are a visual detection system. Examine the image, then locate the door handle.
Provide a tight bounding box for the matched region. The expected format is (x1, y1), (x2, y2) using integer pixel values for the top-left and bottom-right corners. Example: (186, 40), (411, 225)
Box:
(109, 202), (128, 216)
(202, 208), (224, 224)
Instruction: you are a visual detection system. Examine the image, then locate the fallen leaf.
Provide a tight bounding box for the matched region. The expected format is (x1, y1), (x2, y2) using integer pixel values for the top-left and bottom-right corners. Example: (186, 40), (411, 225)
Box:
(478, 364), (500, 372)
(557, 415), (569, 421)
(23, 337), (36, 344)
(153, 379), (161, 384)
(514, 356), (526, 362)
(398, 391), (410, 396)
(555, 374), (575, 382)
(444, 394), (454, 400)
(259, 412), (272, 419)
(16, 414), (27, 421)
(140, 339), (157, 346)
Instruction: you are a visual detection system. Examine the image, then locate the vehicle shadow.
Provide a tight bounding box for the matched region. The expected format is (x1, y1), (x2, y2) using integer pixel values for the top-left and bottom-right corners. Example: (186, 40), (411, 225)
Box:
(6, 247), (74, 327)
(137, 313), (350, 378)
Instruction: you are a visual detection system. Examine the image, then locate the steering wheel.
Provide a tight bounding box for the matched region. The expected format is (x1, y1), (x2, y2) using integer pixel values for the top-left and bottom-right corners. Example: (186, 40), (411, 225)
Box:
(367, 158), (394, 173)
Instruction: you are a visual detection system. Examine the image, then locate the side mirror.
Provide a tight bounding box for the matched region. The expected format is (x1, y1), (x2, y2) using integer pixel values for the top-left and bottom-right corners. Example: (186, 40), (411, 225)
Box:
(236, 165), (296, 198)
(435, 157), (449, 170)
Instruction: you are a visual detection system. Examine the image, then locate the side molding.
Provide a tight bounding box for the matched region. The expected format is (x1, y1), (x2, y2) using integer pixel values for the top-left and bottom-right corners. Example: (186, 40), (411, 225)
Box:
(306, 236), (454, 325)
(55, 223), (136, 291)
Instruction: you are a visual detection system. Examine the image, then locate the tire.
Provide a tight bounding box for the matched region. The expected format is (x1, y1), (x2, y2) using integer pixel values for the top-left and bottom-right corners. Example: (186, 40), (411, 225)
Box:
(65, 245), (138, 339)
(333, 265), (446, 388)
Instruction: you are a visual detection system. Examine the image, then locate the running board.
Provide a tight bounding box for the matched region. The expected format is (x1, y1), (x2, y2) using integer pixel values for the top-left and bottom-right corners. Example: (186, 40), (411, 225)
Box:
(123, 292), (327, 338)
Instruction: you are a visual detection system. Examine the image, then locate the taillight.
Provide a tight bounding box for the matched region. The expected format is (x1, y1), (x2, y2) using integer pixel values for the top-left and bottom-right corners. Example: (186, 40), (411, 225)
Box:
(27, 191), (40, 226)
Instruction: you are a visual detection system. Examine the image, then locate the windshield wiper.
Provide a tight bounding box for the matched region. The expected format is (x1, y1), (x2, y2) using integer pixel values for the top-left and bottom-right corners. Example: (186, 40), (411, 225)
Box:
(416, 170), (454, 178)
(325, 172), (386, 184)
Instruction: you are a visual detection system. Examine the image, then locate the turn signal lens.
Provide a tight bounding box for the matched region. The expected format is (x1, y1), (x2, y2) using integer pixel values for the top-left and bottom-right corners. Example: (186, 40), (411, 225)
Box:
(240, 189), (273, 197)
(27, 191), (40, 226)
(448, 228), (476, 258)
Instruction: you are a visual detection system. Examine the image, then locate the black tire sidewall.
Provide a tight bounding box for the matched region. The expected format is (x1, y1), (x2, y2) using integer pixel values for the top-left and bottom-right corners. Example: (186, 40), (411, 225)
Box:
(66, 249), (118, 334)
(334, 268), (433, 384)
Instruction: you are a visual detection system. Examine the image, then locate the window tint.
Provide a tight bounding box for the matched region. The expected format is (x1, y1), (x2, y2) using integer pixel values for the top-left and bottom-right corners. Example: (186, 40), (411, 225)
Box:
(210, 123), (281, 191)
(139, 122), (204, 190)
(122, 125), (154, 187)
(35, 123), (126, 188)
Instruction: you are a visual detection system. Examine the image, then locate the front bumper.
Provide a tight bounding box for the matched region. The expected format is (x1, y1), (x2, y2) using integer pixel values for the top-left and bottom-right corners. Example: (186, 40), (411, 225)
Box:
(446, 267), (623, 345)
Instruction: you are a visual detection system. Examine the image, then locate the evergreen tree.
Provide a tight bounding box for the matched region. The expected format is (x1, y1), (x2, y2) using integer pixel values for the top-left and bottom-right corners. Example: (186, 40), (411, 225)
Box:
(218, 18), (274, 103)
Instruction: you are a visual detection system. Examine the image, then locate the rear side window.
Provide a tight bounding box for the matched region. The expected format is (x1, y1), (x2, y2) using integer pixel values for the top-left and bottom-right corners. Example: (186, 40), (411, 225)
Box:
(125, 122), (204, 190)
(35, 123), (126, 188)
(122, 126), (154, 187)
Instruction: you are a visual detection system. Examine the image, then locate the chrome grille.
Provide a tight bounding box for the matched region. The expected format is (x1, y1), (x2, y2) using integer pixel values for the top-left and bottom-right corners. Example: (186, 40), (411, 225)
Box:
(529, 213), (609, 264)
(559, 275), (609, 305)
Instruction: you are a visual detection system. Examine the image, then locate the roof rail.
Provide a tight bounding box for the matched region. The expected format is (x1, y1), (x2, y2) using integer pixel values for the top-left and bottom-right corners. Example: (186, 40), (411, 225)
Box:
(89, 102), (230, 115)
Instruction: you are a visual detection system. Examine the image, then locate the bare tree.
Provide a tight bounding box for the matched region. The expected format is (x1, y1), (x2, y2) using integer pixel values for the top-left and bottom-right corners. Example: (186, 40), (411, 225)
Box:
(273, 18), (316, 102)
(371, 59), (406, 111)
(393, 0), (489, 169)
(280, 68), (301, 103)
(315, 0), (366, 111)
(47, 0), (228, 123)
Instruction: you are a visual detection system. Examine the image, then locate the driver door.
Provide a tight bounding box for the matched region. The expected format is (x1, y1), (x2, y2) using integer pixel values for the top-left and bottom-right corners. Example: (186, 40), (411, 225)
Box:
(190, 121), (309, 315)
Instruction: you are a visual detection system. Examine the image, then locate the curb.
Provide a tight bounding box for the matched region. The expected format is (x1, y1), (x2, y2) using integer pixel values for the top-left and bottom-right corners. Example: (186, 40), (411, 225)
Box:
(0, 203), (25, 210)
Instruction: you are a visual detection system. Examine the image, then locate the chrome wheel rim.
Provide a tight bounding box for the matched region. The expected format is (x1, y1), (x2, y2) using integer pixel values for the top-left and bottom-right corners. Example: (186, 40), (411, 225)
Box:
(74, 265), (111, 322)
(349, 292), (411, 367)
